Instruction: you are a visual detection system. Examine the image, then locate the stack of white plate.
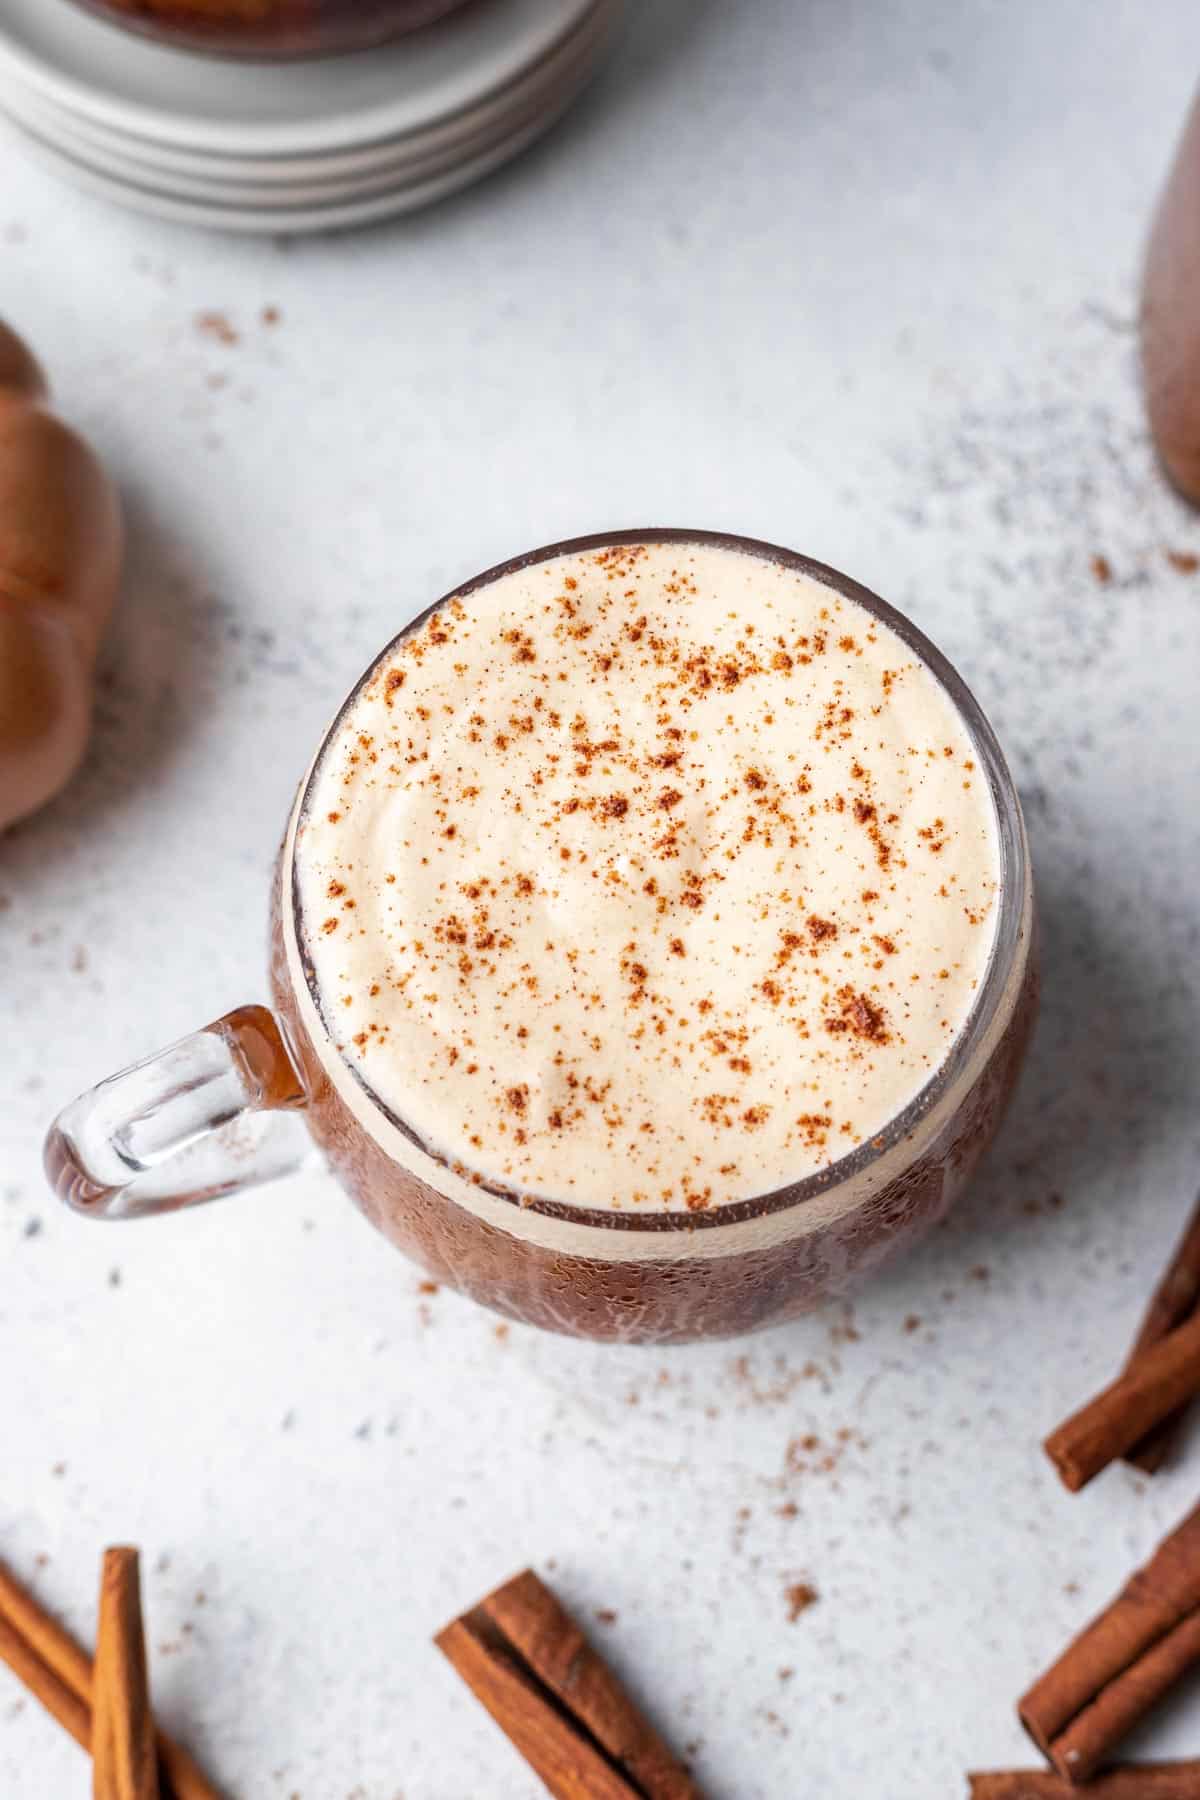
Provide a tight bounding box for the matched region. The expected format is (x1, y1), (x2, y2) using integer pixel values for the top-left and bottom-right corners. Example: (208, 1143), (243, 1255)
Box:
(0, 0), (620, 233)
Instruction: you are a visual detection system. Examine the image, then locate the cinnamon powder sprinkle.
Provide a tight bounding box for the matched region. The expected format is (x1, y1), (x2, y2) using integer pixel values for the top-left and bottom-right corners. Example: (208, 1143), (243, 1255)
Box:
(298, 539), (999, 1214)
(825, 987), (890, 1043)
(785, 1582), (818, 1622)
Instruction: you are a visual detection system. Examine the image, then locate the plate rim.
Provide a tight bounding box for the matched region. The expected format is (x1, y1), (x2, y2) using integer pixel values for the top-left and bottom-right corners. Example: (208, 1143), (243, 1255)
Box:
(0, 8), (613, 204)
(0, 6), (613, 230)
(0, 0), (615, 190)
(0, 0), (606, 155)
(5, 65), (599, 232)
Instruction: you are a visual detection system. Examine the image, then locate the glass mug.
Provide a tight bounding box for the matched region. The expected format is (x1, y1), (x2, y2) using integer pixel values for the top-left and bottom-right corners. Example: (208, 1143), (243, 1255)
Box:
(66, 0), (471, 58)
(45, 531), (1038, 1344)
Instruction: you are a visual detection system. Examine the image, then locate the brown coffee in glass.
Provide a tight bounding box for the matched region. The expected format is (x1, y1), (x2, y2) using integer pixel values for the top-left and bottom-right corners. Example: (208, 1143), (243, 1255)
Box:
(46, 531), (1036, 1343)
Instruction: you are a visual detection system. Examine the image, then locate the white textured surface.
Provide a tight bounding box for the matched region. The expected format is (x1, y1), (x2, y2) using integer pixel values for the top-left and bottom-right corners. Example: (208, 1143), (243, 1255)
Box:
(2, 3), (1200, 1796)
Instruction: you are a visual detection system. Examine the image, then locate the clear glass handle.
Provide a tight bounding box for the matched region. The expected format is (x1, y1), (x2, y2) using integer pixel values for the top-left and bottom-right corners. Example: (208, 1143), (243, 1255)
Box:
(44, 1005), (311, 1221)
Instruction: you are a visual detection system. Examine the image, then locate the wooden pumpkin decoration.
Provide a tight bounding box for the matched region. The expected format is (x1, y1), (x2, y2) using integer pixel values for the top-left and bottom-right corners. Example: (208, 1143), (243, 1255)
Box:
(0, 320), (122, 832)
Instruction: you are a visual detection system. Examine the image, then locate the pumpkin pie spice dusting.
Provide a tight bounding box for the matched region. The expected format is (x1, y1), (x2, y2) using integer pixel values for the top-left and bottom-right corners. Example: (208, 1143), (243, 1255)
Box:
(297, 540), (1000, 1213)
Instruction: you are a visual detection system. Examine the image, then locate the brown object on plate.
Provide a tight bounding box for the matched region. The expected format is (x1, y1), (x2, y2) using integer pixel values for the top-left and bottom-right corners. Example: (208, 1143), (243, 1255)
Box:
(66, 0), (471, 57)
(1043, 1306), (1200, 1492)
(970, 1765), (1200, 1797)
(1019, 1501), (1200, 1784)
(0, 1555), (224, 1800)
(92, 1549), (158, 1800)
(0, 318), (122, 833)
(1143, 89), (1200, 505)
(1122, 1189), (1200, 1472)
(436, 1568), (702, 1799)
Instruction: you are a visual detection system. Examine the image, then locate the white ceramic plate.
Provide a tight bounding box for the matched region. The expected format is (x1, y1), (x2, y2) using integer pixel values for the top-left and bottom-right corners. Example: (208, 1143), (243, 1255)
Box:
(0, 0), (616, 186)
(3, 39), (603, 232)
(0, 7), (612, 207)
(0, 0), (601, 155)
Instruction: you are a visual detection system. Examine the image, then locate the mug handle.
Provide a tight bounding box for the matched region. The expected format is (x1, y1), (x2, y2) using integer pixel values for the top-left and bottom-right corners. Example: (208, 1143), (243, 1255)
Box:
(44, 1005), (311, 1220)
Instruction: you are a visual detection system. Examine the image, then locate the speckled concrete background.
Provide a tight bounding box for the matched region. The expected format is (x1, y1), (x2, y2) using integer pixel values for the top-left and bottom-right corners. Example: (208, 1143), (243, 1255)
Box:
(3, 3), (1200, 1795)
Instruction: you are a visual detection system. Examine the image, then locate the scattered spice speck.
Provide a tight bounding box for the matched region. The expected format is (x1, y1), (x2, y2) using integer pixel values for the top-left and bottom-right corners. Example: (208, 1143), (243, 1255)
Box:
(195, 309), (238, 346)
(785, 1582), (818, 1622)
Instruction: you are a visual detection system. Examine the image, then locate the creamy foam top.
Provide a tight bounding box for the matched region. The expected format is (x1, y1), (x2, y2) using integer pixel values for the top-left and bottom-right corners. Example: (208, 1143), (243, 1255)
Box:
(296, 541), (1000, 1214)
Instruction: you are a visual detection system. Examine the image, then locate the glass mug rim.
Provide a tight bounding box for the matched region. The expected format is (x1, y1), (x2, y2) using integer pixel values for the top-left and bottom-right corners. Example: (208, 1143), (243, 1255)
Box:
(287, 525), (1030, 1239)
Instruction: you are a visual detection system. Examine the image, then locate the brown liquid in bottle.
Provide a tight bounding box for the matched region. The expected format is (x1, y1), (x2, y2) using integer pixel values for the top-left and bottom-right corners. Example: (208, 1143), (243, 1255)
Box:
(1143, 89), (1200, 504)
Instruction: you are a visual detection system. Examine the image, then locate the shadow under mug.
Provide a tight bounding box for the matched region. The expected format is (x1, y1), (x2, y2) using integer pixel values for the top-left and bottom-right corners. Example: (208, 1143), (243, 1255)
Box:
(44, 530), (1038, 1344)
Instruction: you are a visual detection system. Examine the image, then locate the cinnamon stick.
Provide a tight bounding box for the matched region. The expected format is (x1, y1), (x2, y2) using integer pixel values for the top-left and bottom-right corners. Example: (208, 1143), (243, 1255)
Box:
(0, 1556), (222, 1800)
(0, 1558), (93, 1697)
(438, 1613), (641, 1800)
(1043, 1305), (1200, 1491)
(436, 1569), (702, 1800)
(92, 1548), (158, 1800)
(1019, 1500), (1200, 1783)
(970, 1765), (1200, 1797)
(1122, 1190), (1200, 1472)
(0, 1607), (92, 1749)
